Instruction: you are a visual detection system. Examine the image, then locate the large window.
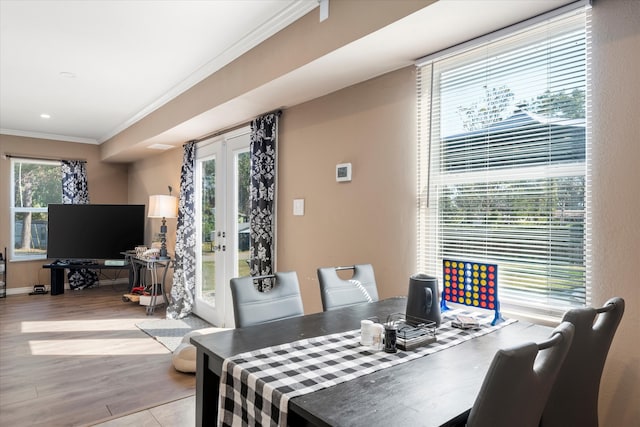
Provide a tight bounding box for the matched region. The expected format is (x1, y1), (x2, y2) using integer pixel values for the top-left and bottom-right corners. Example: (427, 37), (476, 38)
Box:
(10, 158), (62, 260)
(417, 9), (591, 318)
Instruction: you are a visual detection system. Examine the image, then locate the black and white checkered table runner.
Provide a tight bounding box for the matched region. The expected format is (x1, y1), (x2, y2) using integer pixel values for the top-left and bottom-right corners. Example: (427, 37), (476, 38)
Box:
(217, 309), (516, 427)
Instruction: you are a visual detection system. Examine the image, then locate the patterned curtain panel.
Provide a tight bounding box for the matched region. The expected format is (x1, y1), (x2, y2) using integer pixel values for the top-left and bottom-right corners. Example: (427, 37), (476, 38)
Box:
(61, 160), (90, 204)
(61, 160), (97, 289)
(249, 112), (279, 291)
(167, 141), (197, 319)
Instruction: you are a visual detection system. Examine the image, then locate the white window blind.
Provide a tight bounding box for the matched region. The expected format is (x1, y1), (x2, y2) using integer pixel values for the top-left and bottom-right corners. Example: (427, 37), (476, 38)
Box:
(417, 9), (591, 319)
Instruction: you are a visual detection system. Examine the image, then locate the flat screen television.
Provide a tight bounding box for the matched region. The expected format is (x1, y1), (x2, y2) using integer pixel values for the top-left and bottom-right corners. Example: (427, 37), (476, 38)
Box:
(47, 204), (145, 261)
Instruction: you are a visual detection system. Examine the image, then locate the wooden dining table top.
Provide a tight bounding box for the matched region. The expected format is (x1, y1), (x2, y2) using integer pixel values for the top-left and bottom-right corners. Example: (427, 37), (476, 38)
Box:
(191, 297), (553, 427)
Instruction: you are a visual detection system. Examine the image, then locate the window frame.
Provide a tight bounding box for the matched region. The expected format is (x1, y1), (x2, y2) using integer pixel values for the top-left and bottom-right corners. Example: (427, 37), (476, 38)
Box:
(416, 8), (591, 320)
(10, 158), (62, 261)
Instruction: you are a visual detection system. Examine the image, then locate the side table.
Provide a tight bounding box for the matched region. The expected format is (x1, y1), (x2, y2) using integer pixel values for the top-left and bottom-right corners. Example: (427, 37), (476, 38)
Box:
(127, 254), (173, 315)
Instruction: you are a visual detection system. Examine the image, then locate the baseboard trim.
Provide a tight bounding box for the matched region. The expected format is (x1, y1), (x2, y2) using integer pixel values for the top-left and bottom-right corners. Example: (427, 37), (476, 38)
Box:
(5, 278), (129, 296)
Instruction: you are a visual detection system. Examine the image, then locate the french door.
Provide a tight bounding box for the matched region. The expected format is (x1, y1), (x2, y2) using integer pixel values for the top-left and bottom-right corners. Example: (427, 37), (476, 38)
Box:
(193, 128), (251, 327)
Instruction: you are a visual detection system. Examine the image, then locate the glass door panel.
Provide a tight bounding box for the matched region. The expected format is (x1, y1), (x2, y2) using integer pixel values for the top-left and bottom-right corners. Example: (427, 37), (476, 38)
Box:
(200, 157), (217, 308)
(235, 150), (251, 279)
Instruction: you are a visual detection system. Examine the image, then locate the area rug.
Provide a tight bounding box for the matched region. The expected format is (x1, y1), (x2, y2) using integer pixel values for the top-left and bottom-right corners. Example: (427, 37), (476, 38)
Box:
(136, 315), (214, 351)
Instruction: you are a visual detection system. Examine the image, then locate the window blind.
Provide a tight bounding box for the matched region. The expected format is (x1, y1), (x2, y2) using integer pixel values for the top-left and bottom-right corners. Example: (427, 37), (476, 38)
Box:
(417, 9), (591, 318)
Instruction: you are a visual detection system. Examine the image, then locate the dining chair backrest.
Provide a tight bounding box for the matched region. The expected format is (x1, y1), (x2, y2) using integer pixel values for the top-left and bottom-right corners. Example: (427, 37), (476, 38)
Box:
(317, 264), (379, 311)
(466, 322), (575, 427)
(540, 297), (625, 427)
(230, 271), (304, 328)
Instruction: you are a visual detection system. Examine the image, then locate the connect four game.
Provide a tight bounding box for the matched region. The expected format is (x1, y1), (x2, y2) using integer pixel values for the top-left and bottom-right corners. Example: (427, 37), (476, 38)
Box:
(440, 259), (504, 325)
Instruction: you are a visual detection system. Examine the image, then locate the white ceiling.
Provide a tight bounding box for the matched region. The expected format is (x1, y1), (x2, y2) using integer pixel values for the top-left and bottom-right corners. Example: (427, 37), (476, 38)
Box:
(0, 0), (317, 144)
(0, 0), (578, 157)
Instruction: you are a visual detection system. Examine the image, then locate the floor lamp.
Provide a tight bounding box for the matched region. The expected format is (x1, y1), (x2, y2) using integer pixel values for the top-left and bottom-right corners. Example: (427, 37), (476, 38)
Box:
(148, 194), (178, 260)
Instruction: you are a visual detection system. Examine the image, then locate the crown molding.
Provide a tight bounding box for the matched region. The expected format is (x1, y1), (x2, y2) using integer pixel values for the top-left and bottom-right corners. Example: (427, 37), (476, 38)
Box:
(0, 129), (98, 144)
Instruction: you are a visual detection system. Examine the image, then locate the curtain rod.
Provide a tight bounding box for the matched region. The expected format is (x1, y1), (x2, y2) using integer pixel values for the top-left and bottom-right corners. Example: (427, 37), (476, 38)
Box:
(190, 109), (282, 145)
(2, 153), (86, 163)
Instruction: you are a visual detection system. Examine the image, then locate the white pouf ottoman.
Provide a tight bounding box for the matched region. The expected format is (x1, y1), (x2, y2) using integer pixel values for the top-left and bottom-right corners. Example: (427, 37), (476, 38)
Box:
(172, 327), (229, 373)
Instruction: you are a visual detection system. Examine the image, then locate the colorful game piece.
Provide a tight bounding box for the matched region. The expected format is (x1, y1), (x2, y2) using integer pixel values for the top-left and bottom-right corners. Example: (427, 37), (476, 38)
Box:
(440, 259), (504, 325)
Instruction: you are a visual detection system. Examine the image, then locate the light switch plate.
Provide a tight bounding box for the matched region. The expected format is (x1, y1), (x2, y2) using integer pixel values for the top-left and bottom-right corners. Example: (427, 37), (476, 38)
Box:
(293, 199), (305, 216)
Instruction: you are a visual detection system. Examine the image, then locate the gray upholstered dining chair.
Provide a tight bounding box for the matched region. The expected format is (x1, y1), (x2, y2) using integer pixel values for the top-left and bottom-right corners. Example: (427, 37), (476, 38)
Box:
(316, 264), (379, 311)
(230, 271), (304, 328)
(464, 322), (575, 427)
(540, 297), (625, 427)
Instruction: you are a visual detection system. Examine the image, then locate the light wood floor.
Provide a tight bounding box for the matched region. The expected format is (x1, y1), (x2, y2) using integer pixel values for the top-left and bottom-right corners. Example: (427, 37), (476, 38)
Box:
(0, 284), (196, 427)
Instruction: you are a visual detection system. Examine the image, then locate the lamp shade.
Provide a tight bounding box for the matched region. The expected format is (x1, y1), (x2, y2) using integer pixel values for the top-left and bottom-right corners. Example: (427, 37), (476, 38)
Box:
(148, 195), (178, 218)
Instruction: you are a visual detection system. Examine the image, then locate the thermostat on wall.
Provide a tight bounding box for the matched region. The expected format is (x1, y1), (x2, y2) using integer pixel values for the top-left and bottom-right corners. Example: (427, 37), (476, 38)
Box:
(336, 163), (352, 182)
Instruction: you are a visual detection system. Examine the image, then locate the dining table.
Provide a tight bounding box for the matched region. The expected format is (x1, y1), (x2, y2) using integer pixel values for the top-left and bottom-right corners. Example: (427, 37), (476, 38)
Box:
(190, 297), (553, 427)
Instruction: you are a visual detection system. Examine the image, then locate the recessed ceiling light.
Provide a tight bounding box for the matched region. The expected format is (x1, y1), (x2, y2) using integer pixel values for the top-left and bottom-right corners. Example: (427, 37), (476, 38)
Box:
(40, 113), (51, 119)
(59, 71), (76, 78)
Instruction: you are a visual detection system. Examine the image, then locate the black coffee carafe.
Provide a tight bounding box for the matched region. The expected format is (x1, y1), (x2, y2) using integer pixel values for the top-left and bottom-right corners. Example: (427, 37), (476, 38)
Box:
(406, 274), (441, 327)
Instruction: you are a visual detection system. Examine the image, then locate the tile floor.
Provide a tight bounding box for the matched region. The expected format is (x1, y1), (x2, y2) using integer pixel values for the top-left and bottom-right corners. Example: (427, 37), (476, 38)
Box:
(90, 396), (195, 427)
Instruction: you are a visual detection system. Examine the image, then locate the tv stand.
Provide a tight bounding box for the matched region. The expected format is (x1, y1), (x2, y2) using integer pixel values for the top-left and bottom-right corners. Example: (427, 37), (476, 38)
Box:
(43, 261), (134, 295)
